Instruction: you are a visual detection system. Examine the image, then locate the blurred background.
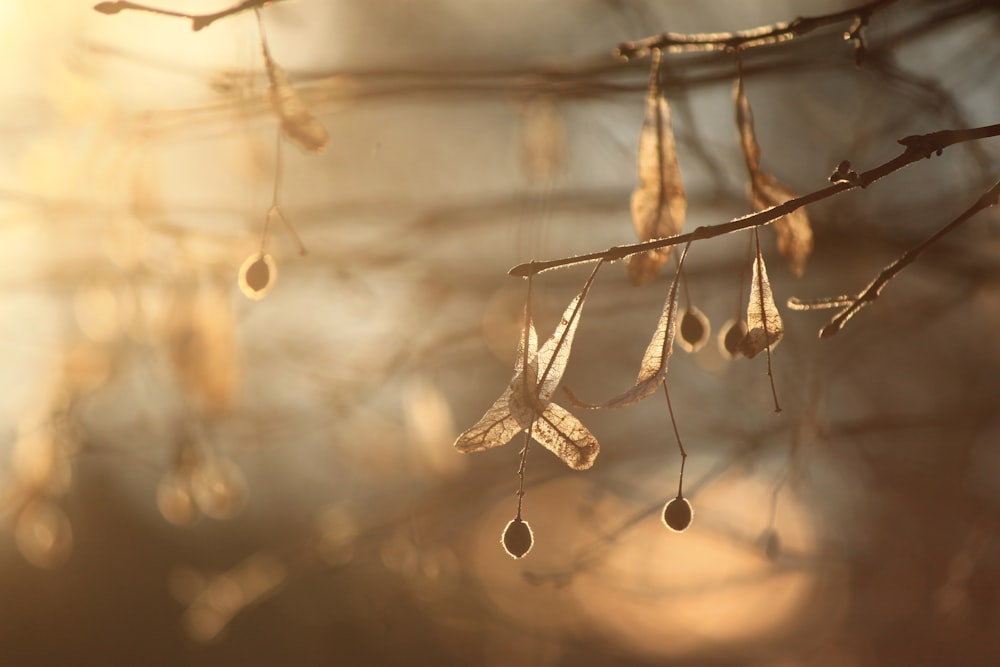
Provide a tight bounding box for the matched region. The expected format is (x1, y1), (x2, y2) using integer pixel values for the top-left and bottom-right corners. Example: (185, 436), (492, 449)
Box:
(1, 0), (999, 665)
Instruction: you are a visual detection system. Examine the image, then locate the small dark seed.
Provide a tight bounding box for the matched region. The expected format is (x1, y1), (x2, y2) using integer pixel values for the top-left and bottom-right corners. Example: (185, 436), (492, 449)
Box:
(662, 496), (693, 532)
(245, 257), (271, 292)
(679, 307), (710, 352)
(721, 319), (748, 359)
(502, 517), (533, 558)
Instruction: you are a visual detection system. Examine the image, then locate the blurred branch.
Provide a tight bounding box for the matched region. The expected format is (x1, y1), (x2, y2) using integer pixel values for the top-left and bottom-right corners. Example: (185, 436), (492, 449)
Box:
(509, 123), (1000, 278)
(615, 0), (899, 60)
(93, 0), (289, 30)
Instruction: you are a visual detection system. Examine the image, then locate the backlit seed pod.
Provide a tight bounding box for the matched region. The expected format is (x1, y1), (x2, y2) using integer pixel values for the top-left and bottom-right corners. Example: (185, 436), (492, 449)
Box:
(238, 253), (277, 300)
(662, 495), (693, 532)
(157, 470), (199, 526)
(678, 307), (710, 353)
(15, 500), (73, 569)
(502, 517), (533, 559)
(191, 457), (248, 520)
(719, 318), (748, 359)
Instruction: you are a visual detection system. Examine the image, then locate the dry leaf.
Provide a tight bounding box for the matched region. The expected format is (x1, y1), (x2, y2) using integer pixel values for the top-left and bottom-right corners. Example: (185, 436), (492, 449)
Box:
(751, 173), (813, 278)
(454, 265), (603, 470)
(735, 71), (813, 277)
(569, 243), (690, 409)
(740, 246), (783, 358)
(532, 403), (599, 471)
(628, 48), (686, 286)
(262, 41), (329, 153)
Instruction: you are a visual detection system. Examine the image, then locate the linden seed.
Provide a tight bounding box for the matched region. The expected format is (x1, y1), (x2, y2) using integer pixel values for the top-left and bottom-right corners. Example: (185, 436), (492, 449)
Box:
(502, 517), (533, 558)
(245, 257), (270, 291)
(679, 307), (710, 352)
(238, 253), (277, 300)
(661, 495), (693, 532)
(720, 318), (748, 359)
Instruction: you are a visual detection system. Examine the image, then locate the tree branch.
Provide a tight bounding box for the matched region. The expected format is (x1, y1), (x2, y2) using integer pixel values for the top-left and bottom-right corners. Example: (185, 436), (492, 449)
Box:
(93, 0), (288, 31)
(816, 177), (1000, 338)
(508, 123), (1000, 278)
(615, 0), (899, 60)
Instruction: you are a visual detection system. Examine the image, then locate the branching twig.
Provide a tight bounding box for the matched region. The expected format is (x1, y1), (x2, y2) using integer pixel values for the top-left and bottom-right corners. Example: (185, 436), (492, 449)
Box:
(615, 0), (899, 60)
(93, 0), (287, 31)
(509, 123), (1000, 278)
(816, 177), (1000, 337)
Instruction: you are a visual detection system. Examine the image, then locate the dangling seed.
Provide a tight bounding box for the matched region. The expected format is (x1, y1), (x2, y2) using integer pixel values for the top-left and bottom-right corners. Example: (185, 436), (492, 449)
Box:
(719, 318), (748, 359)
(245, 259), (269, 291)
(679, 307), (710, 352)
(238, 253), (277, 300)
(502, 517), (533, 558)
(661, 495), (693, 532)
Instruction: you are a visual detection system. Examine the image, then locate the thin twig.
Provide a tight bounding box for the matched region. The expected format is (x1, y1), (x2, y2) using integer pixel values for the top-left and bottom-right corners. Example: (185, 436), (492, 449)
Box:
(818, 177), (1000, 337)
(515, 427), (531, 520)
(661, 382), (687, 498)
(93, 0), (288, 31)
(515, 274), (535, 521)
(508, 123), (1000, 278)
(615, 0), (899, 60)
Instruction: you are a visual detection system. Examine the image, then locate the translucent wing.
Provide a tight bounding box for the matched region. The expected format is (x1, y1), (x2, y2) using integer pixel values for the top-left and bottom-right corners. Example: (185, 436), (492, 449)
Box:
(740, 249), (783, 358)
(735, 71), (812, 277)
(751, 173), (813, 278)
(627, 48), (686, 286)
(533, 402), (599, 470)
(535, 263), (602, 402)
(569, 244), (689, 409)
(262, 43), (329, 153)
(453, 387), (524, 453)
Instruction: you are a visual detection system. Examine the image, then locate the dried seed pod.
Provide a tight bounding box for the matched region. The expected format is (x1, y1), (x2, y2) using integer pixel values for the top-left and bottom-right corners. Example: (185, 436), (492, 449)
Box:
(678, 306), (710, 353)
(157, 470), (199, 526)
(662, 495), (693, 532)
(719, 318), (748, 359)
(238, 253), (277, 300)
(191, 457), (248, 520)
(15, 500), (73, 569)
(502, 517), (533, 559)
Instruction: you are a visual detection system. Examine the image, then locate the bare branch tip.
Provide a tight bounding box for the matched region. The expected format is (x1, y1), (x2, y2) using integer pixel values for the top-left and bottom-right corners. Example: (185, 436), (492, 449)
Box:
(93, 1), (122, 13)
(819, 323), (839, 339)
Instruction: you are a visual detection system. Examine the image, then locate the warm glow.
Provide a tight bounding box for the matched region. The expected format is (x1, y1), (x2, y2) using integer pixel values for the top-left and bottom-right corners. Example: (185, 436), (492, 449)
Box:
(469, 458), (835, 661)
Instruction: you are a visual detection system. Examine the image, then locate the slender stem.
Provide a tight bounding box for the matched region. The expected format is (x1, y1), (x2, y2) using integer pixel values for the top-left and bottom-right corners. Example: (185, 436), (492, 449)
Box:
(662, 382), (687, 498)
(259, 128), (283, 255)
(515, 427), (531, 520)
(509, 123), (1000, 278)
(258, 77), (308, 256)
(521, 274), (534, 400)
(820, 177), (1000, 337)
(766, 469), (787, 531)
(615, 0), (898, 60)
